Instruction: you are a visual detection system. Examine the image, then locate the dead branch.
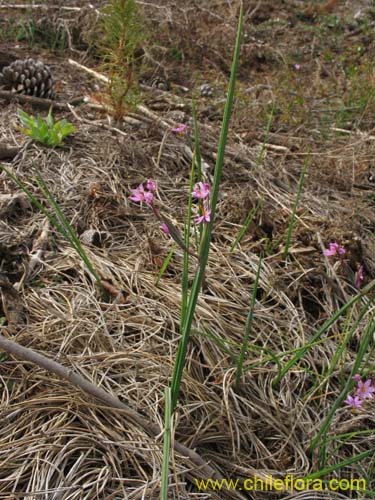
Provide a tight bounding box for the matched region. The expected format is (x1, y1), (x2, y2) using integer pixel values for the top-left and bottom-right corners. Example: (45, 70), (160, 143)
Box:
(0, 90), (86, 111)
(0, 331), (246, 499)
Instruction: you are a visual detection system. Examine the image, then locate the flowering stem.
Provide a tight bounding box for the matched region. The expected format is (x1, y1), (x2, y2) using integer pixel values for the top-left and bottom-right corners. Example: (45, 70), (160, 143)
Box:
(170, 2), (243, 410)
(152, 205), (199, 260)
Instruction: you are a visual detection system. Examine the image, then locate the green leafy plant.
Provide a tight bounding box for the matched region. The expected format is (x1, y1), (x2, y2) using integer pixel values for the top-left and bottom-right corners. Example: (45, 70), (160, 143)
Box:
(17, 108), (75, 147)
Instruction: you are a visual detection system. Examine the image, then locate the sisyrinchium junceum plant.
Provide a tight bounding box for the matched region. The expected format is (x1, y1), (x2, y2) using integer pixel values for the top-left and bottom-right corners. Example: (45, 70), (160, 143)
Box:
(129, 1), (243, 435)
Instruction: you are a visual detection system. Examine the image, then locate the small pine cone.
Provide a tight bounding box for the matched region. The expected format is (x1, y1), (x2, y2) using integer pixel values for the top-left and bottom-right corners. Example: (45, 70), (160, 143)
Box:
(0, 58), (54, 98)
(150, 75), (170, 91)
(200, 83), (214, 98)
(80, 229), (111, 247)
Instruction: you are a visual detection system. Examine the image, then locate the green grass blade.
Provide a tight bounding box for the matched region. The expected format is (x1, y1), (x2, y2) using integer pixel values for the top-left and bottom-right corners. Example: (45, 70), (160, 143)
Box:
(181, 161), (195, 330)
(0, 165), (71, 241)
(230, 199), (262, 253)
(192, 99), (202, 182)
(272, 287), (375, 387)
(34, 171), (103, 288)
(283, 155), (309, 259)
(160, 387), (172, 500)
(304, 449), (374, 481)
(155, 245), (176, 286)
(235, 255), (262, 391)
(310, 316), (375, 452)
(170, 2), (243, 411)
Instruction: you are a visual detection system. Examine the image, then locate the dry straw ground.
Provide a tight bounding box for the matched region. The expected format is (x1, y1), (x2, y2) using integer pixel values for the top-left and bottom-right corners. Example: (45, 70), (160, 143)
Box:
(0, 0), (375, 499)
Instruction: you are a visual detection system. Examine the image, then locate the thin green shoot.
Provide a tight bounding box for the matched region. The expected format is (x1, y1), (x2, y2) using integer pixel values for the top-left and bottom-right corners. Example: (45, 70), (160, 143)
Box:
(192, 99), (202, 182)
(181, 159), (195, 330)
(194, 327), (239, 361)
(256, 103), (275, 167)
(302, 301), (373, 403)
(191, 100), (203, 242)
(272, 286), (375, 387)
(35, 171), (103, 289)
(235, 256), (262, 391)
(170, 2), (243, 411)
(304, 448), (374, 481)
(1, 165), (103, 292)
(230, 199), (262, 253)
(310, 317), (375, 453)
(155, 245), (176, 286)
(160, 387), (172, 500)
(283, 155), (309, 260)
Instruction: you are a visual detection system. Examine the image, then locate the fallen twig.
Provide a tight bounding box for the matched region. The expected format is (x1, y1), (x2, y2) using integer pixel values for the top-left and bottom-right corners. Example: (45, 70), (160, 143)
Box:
(0, 331), (246, 499)
(0, 90), (86, 111)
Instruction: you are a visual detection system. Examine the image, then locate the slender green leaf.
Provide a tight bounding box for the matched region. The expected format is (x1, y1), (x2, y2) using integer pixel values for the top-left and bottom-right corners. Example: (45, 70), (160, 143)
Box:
(235, 256), (262, 391)
(170, 2), (243, 410)
(283, 155), (309, 259)
(155, 245), (176, 286)
(160, 387), (172, 500)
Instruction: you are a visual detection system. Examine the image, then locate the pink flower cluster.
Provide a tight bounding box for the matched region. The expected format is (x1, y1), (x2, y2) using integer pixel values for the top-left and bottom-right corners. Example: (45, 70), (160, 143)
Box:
(345, 374), (375, 410)
(129, 179), (156, 206)
(323, 242), (365, 289)
(129, 179), (212, 236)
(192, 181), (211, 225)
(323, 241), (346, 257)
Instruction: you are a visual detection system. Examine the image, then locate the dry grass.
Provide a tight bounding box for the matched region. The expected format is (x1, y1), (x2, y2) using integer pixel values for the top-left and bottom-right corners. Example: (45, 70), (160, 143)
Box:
(0, 1), (375, 499)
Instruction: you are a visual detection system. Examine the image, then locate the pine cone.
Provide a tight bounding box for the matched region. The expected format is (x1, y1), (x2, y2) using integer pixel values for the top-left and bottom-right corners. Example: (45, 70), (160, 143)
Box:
(150, 75), (169, 91)
(0, 58), (54, 98)
(200, 83), (213, 98)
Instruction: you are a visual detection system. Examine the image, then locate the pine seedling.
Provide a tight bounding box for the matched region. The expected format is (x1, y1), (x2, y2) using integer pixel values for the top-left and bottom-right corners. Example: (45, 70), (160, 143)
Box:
(96, 0), (144, 118)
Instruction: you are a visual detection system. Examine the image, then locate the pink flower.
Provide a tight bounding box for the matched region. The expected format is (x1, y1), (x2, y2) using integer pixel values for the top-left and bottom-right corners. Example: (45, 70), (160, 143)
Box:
(294, 63), (301, 70)
(323, 241), (346, 257)
(171, 124), (187, 136)
(143, 191), (154, 205)
(352, 374), (361, 382)
(129, 184), (146, 202)
(192, 182), (210, 199)
(161, 223), (170, 234)
(356, 379), (375, 400)
(344, 394), (363, 409)
(129, 183), (154, 206)
(146, 179), (157, 192)
(196, 208), (211, 225)
(355, 264), (364, 289)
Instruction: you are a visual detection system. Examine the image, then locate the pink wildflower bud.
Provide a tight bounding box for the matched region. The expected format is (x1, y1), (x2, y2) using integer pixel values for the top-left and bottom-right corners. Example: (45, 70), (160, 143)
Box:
(323, 241), (345, 257)
(146, 179), (157, 192)
(352, 374), (361, 382)
(161, 223), (170, 234)
(143, 191), (154, 206)
(355, 264), (364, 289)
